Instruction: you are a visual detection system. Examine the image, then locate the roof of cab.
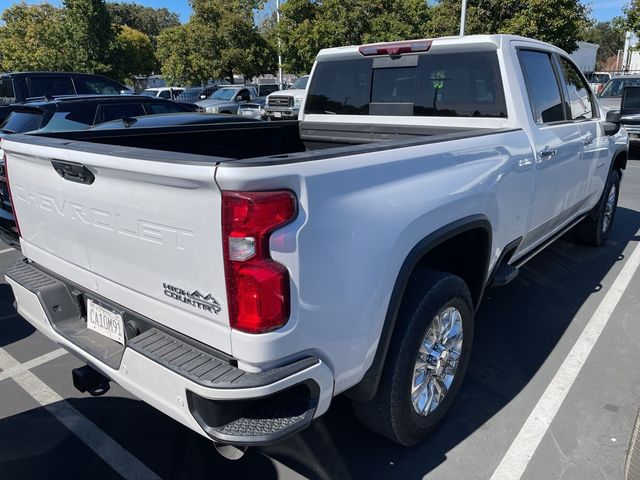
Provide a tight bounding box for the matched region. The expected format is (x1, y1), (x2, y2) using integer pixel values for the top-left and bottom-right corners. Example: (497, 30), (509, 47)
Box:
(315, 34), (568, 61)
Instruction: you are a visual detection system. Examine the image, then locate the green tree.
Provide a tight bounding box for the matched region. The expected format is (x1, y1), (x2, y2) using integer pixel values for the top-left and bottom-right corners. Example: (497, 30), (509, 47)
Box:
(111, 25), (157, 83)
(0, 2), (67, 71)
(428, 0), (590, 53)
(106, 2), (180, 45)
(276, 0), (432, 74)
(157, 0), (276, 85)
(61, 0), (116, 73)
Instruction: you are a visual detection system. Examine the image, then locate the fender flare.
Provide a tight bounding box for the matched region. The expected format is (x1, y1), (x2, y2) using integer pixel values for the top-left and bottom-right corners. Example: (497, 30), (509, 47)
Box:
(346, 214), (492, 402)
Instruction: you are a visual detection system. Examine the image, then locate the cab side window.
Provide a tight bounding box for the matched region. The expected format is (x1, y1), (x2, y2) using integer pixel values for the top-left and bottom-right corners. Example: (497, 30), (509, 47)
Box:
(558, 57), (594, 120)
(518, 50), (565, 124)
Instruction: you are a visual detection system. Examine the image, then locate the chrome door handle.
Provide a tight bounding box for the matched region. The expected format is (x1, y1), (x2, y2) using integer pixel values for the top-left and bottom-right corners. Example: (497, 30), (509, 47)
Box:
(584, 134), (594, 146)
(538, 148), (557, 161)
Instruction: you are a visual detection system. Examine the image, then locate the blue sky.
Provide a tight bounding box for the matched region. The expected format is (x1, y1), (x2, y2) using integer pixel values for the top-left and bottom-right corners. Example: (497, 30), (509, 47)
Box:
(0, 0), (629, 23)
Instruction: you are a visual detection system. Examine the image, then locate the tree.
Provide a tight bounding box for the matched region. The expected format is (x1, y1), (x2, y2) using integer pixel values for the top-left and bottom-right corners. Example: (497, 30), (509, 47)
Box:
(106, 2), (180, 45)
(428, 0), (590, 53)
(111, 26), (157, 83)
(582, 21), (625, 69)
(276, 0), (432, 74)
(157, 0), (276, 85)
(0, 3), (67, 71)
(61, 0), (115, 73)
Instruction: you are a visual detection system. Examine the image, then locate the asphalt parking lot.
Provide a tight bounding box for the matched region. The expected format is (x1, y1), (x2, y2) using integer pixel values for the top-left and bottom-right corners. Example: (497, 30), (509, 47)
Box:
(1, 159), (640, 480)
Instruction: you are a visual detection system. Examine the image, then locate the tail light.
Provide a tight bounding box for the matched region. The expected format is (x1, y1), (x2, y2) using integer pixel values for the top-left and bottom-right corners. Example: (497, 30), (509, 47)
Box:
(222, 191), (296, 333)
(1, 151), (20, 238)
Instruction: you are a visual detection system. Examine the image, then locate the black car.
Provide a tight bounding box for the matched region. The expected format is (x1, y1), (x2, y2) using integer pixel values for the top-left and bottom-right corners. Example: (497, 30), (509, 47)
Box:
(0, 71), (132, 122)
(89, 111), (260, 130)
(0, 95), (193, 136)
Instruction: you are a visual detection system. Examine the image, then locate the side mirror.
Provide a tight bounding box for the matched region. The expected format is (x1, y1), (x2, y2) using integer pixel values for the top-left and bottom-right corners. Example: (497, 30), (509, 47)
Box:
(603, 109), (621, 136)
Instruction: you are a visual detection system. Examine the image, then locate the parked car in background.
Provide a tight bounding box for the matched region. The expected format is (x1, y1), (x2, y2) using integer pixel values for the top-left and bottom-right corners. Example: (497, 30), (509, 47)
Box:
(140, 87), (185, 100)
(196, 85), (258, 113)
(0, 71), (132, 122)
(89, 112), (260, 130)
(598, 75), (640, 110)
(175, 86), (221, 103)
(585, 72), (612, 95)
(237, 97), (266, 119)
(0, 95), (193, 247)
(264, 75), (309, 120)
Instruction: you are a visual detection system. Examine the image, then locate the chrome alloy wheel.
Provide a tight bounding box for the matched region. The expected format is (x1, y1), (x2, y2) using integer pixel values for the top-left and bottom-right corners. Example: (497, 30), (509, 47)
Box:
(411, 306), (463, 416)
(602, 184), (617, 234)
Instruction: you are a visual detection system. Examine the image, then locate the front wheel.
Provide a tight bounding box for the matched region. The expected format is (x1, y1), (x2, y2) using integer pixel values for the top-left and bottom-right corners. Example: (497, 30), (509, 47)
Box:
(352, 270), (474, 446)
(573, 170), (620, 246)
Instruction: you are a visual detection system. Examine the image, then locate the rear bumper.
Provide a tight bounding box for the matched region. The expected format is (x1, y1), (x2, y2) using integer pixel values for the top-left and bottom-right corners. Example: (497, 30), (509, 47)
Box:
(5, 260), (334, 446)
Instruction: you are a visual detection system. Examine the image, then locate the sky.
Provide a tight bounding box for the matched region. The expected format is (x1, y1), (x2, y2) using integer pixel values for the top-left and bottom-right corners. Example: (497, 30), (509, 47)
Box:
(0, 0), (629, 23)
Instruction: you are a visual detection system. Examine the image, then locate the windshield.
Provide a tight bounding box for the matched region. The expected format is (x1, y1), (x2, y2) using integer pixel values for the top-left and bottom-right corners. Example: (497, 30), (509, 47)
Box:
(600, 78), (640, 98)
(290, 77), (309, 90)
(0, 110), (45, 133)
(140, 90), (158, 97)
(208, 88), (237, 101)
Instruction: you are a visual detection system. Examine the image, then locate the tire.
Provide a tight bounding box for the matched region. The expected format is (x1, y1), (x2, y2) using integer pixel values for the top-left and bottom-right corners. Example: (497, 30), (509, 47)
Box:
(352, 270), (474, 446)
(573, 170), (620, 247)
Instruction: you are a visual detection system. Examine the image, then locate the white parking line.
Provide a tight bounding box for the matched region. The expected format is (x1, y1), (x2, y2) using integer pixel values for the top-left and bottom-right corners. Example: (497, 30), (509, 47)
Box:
(491, 232), (640, 480)
(0, 347), (160, 480)
(0, 347), (67, 382)
(0, 247), (16, 254)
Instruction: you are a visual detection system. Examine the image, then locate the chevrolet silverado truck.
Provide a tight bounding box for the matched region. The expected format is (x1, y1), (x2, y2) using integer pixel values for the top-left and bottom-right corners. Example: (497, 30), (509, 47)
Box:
(1, 35), (629, 456)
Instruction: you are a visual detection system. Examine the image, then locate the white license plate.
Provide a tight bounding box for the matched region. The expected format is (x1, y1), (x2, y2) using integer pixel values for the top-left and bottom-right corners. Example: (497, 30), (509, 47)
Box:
(273, 111), (282, 118)
(86, 298), (125, 345)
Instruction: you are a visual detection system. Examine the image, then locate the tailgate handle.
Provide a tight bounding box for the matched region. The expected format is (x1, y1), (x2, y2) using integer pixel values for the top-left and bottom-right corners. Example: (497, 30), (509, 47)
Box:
(51, 160), (95, 185)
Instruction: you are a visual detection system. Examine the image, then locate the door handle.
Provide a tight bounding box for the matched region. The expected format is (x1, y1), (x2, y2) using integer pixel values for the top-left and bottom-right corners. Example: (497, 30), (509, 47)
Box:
(584, 133), (594, 146)
(537, 148), (557, 162)
(51, 160), (95, 185)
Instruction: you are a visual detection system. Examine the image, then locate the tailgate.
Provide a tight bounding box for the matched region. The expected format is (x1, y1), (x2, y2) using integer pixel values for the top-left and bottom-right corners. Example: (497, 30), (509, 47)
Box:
(3, 136), (231, 353)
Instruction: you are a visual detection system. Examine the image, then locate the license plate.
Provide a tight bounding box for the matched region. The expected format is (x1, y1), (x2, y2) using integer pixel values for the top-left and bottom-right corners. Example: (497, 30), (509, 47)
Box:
(273, 111), (282, 118)
(86, 298), (125, 345)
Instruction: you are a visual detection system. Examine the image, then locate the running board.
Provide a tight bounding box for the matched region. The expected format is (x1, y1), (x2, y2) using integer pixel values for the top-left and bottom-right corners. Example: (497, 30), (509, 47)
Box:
(512, 214), (587, 270)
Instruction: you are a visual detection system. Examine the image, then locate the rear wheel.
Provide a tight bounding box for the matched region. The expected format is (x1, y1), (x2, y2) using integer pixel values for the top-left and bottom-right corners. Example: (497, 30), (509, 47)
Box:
(352, 270), (474, 445)
(573, 170), (620, 246)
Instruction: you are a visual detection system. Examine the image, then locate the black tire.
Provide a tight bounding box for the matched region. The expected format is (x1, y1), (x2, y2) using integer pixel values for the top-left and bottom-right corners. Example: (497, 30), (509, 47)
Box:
(573, 170), (621, 246)
(352, 270), (474, 446)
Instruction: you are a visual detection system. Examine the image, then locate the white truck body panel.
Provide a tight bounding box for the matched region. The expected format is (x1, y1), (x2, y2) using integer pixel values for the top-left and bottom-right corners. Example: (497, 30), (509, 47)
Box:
(1, 34), (629, 445)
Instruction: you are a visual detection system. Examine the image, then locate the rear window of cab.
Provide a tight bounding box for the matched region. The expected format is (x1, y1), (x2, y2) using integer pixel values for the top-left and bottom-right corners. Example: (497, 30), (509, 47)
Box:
(305, 51), (507, 118)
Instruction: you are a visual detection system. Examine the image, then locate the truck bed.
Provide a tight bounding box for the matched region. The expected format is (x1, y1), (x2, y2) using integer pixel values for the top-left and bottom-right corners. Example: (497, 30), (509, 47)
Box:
(33, 120), (500, 165)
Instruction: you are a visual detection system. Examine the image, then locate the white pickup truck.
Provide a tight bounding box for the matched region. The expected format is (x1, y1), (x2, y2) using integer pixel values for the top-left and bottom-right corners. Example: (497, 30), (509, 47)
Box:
(1, 35), (629, 454)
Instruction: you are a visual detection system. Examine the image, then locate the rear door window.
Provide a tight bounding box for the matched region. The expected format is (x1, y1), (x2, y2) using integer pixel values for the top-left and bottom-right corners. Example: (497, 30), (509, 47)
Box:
(94, 103), (146, 124)
(29, 77), (76, 97)
(518, 50), (565, 124)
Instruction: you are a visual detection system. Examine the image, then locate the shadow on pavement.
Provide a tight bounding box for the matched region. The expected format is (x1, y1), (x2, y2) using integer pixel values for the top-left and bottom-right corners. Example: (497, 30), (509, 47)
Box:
(0, 283), (35, 348)
(1, 208), (639, 480)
